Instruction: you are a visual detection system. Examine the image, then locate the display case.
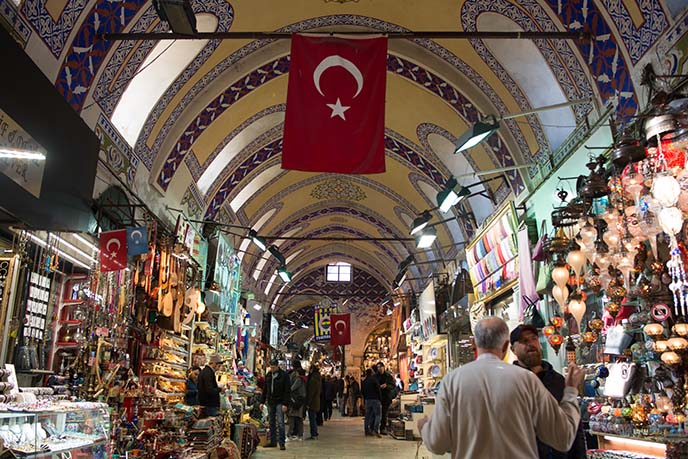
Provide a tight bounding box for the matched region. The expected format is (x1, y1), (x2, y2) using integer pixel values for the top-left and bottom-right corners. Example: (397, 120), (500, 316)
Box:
(0, 403), (110, 458)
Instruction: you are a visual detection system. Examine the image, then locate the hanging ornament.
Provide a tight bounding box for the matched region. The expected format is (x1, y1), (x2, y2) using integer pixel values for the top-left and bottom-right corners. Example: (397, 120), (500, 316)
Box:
(659, 206), (684, 236)
(643, 322), (665, 340)
(579, 221), (598, 243)
(568, 298), (587, 331)
(606, 301), (621, 317)
(552, 285), (569, 310)
(652, 174), (681, 208)
(582, 329), (598, 344)
(551, 316), (564, 329)
(543, 325), (556, 337)
(661, 351), (681, 365)
(567, 249), (586, 279)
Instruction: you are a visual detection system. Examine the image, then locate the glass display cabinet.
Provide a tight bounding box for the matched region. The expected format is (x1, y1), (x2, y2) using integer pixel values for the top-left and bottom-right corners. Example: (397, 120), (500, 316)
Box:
(0, 404), (109, 458)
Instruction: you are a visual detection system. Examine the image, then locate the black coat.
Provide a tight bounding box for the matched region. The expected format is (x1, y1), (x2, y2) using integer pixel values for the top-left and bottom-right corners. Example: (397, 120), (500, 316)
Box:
(515, 360), (586, 459)
(186, 378), (199, 406)
(361, 376), (381, 401)
(197, 366), (220, 408)
(306, 370), (322, 411)
(375, 370), (395, 402)
(263, 368), (291, 406)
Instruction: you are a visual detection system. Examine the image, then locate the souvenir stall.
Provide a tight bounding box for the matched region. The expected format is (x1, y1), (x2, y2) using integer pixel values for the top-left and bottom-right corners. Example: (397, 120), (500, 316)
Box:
(465, 202), (520, 332)
(531, 92), (688, 458)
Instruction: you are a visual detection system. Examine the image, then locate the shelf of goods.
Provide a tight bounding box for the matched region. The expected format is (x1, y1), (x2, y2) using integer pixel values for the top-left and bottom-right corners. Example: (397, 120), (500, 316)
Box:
(0, 402), (109, 458)
(464, 203), (518, 303)
(588, 431), (688, 459)
(49, 275), (90, 376)
(140, 331), (191, 403)
(419, 338), (447, 392)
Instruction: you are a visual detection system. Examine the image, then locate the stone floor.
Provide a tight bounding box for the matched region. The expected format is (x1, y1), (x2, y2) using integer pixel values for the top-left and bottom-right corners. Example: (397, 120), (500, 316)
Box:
(252, 413), (438, 459)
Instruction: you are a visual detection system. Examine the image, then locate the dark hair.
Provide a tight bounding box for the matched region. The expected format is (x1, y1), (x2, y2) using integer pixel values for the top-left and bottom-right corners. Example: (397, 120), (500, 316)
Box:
(377, 361), (385, 368)
(365, 368), (373, 377)
(190, 365), (201, 372)
(293, 360), (302, 370)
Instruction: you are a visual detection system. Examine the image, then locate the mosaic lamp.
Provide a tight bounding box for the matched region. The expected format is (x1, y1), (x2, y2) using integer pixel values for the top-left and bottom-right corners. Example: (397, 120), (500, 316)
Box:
(568, 298), (586, 331)
(552, 266), (570, 290)
(652, 174), (681, 208)
(644, 322), (665, 340)
(567, 249), (586, 279)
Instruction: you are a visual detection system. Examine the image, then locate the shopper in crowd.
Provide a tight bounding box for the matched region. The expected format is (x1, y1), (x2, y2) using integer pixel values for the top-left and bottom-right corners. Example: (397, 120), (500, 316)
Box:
(348, 374), (361, 416)
(335, 375), (345, 413)
(323, 374), (336, 421)
(198, 354), (223, 417)
(255, 369), (265, 392)
(510, 324), (587, 459)
(341, 375), (350, 416)
(395, 373), (404, 392)
(185, 365), (201, 406)
(418, 317), (584, 459)
(361, 368), (382, 437)
(306, 363), (322, 440)
(288, 360), (307, 441)
(262, 359), (291, 450)
(375, 361), (395, 434)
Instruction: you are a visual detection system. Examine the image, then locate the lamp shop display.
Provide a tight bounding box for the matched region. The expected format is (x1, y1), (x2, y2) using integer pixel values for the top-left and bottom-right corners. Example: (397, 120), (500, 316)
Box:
(536, 93), (688, 453)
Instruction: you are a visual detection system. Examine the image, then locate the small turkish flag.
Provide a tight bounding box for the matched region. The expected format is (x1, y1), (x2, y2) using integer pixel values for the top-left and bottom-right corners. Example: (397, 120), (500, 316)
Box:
(99, 229), (127, 272)
(282, 34), (387, 174)
(330, 313), (351, 347)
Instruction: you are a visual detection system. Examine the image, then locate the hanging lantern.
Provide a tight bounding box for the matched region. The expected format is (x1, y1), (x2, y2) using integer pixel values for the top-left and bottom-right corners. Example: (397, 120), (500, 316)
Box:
(615, 252), (634, 289)
(643, 322), (665, 340)
(569, 298), (587, 330)
(552, 266), (570, 289)
(661, 351), (681, 365)
(579, 222), (598, 243)
(551, 316), (564, 329)
(674, 321), (688, 336)
(567, 250), (586, 279)
(655, 340), (669, 352)
(652, 174), (681, 208)
(612, 136), (646, 168)
(582, 330), (598, 344)
(543, 325), (556, 337)
(658, 206), (684, 236)
(603, 230), (621, 249)
(606, 302), (621, 317)
(552, 285), (569, 310)
(548, 334), (564, 354)
(667, 335), (688, 351)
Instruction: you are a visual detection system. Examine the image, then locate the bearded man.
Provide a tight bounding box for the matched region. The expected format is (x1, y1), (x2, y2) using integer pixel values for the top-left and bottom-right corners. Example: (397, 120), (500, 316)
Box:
(510, 325), (586, 459)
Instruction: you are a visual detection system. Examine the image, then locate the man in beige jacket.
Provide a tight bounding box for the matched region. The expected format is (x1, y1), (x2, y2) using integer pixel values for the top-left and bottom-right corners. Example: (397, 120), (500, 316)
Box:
(418, 317), (584, 459)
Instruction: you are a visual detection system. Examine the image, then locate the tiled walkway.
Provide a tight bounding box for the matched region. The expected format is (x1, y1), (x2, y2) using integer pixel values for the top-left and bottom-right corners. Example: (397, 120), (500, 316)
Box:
(252, 413), (436, 459)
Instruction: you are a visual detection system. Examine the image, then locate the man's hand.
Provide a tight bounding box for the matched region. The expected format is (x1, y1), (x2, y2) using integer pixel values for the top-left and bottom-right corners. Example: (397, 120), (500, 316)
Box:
(281, 405), (288, 413)
(565, 363), (584, 389)
(417, 416), (429, 432)
(380, 384), (387, 389)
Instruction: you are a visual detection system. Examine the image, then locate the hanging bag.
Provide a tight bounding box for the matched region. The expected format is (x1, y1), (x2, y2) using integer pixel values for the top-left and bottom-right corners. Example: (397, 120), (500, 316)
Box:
(532, 220), (548, 262)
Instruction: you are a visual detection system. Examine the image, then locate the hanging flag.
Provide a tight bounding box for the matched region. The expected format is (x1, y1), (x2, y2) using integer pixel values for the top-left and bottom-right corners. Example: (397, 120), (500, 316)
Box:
(330, 313), (351, 346)
(282, 34), (387, 174)
(126, 226), (148, 257)
(314, 306), (335, 342)
(99, 229), (127, 272)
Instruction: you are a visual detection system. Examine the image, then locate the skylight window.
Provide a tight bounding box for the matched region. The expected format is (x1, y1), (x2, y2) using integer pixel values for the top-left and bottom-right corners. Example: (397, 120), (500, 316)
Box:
(326, 262), (352, 282)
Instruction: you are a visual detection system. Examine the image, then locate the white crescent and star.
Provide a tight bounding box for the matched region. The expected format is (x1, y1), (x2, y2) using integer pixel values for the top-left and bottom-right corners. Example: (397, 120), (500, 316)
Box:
(105, 238), (121, 260)
(130, 230), (143, 244)
(334, 319), (347, 335)
(313, 55), (364, 121)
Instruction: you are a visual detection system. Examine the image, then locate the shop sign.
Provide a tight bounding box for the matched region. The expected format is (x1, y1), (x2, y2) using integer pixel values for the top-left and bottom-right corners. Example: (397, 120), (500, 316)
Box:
(314, 306), (335, 342)
(269, 316), (279, 348)
(214, 234), (241, 319)
(0, 108), (46, 198)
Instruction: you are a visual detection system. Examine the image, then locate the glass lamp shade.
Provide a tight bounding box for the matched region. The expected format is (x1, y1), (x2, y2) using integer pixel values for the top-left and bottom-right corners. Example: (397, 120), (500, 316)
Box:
(644, 322), (665, 339)
(548, 334), (564, 353)
(552, 285), (569, 310)
(616, 254), (634, 289)
(674, 322), (688, 336)
(595, 253), (612, 271)
(667, 335), (688, 351)
(567, 250), (586, 278)
(568, 298), (587, 329)
(652, 174), (681, 208)
(624, 173), (645, 204)
(638, 216), (661, 258)
(543, 325), (556, 337)
(196, 300), (206, 315)
(552, 266), (570, 289)
(661, 351), (681, 365)
(602, 208), (620, 226)
(654, 340), (669, 352)
(658, 206), (684, 236)
(603, 230), (620, 249)
(551, 316), (565, 329)
(579, 222), (597, 243)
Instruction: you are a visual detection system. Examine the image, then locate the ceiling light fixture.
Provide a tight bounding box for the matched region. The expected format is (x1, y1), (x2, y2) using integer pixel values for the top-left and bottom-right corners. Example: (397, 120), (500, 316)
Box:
(268, 245), (286, 265)
(278, 265), (292, 283)
(410, 211), (432, 235)
(0, 147), (46, 160)
(454, 99), (591, 153)
(253, 303), (262, 311)
(416, 226), (437, 249)
(249, 229), (267, 252)
(437, 175), (506, 213)
(152, 0), (197, 35)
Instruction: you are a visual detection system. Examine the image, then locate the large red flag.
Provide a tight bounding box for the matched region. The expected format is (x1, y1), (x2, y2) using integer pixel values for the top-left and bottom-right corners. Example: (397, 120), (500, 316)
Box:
(99, 229), (127, 272)
(282, 34), (387, 174)
(330, 313), (351, 346)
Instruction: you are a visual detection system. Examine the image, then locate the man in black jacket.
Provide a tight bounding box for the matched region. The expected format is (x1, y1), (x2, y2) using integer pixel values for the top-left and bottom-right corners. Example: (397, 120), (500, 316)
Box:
(262, 359), (291, 450)
(362, 368), (382, 437)
(511, 325), (587, 459)
(375, 361), (395, 434)
(198, 354), (223, 417)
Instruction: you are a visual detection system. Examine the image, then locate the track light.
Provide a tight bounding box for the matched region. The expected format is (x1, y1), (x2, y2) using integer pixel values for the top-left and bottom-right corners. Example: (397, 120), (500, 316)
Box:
(153, 0), (197, 35)
(410, 211), (431, 235)
(392, 270), (407, 289)
(436, 178), (472, 213)
(278, 265), (292, 283)
(268, 245), (286, 265)
(249, 229), (267, 251)
(416, 226), (437, 249)
(455, 116), (500, 153)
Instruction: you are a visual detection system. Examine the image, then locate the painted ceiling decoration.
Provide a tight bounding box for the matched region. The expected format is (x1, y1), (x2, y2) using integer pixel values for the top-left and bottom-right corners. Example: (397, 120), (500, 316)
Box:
(5, 0), (687, 338)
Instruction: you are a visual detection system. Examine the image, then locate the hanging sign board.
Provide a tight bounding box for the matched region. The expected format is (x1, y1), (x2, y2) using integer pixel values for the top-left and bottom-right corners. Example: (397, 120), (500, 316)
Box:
(0, 109), (45, 198)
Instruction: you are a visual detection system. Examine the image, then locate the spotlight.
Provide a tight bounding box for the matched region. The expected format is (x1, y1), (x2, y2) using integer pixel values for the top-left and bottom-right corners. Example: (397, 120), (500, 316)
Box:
(249, 229), (267, 251)
(153, 0), (197, 35)
(268, 245), (286, 265)
(454, 116), (500, 153)
(416, 226), (437, 249)
(410, 211), (431, 235)
(278, 265), (292, 283)
(436, 178), (470, 213)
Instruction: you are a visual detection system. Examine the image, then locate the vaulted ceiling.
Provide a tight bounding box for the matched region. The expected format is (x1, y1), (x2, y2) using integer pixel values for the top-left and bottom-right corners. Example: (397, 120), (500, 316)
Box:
(5, 0), (687, 329)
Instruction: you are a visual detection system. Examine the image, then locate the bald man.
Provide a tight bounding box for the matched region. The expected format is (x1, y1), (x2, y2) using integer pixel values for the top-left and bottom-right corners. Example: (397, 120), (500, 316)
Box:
(418, 317), (584, 459)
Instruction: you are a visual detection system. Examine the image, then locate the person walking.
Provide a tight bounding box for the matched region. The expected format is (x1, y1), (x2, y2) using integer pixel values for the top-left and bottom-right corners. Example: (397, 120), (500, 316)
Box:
(349, 374), (361, 416)
(197, 354), (223, 417)
(185, 365), (201, 406)
(341, 375), (350, 416)
(361, 368), (382, 437)
(375, 362), (395, 434)
(288, 360), (307, 441)
(323, 375), (336, 420)
(335, 375), (345, 414)
(510, 324), (587, 459)
(262, 359), (291, 450)
(418, 317), (584, 459)
(305, 363), (322, 440)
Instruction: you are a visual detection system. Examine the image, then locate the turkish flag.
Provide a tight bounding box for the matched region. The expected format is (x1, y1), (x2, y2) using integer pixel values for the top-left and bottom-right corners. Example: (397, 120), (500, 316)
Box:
(99, 229), (127, 272)
(282, 34), (387, 174)
(330, 313), (351, 346)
